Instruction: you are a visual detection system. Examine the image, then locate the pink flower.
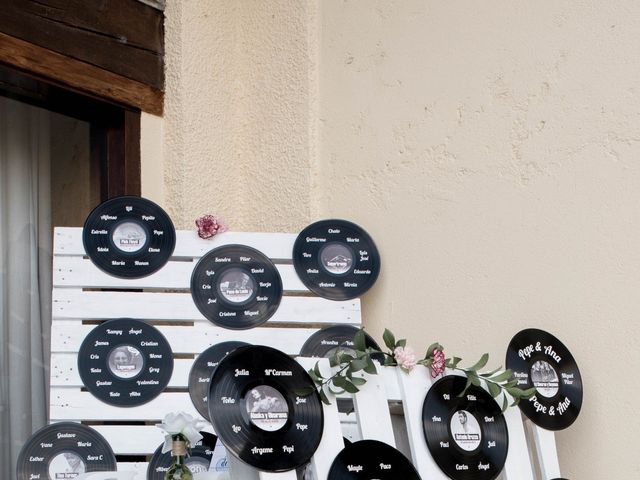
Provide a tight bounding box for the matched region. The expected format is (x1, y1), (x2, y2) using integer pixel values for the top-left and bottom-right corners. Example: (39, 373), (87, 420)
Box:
(430, 348), (446, 378)
(196, 215), (228, 239)
(394, 346), (417, 372)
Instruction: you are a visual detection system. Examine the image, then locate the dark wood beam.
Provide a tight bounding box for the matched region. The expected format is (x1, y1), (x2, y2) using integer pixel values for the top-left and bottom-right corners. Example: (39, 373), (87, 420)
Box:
(0, 32), (163, 115)
(2, 0), (164, 89)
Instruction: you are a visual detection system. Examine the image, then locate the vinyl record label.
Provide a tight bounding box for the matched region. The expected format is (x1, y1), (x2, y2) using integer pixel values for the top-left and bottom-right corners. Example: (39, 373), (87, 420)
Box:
(78, 318), (174, 407)
(16, 422), (117, 480)
(191, 245), (283, 329)
(147, 432), (220, 479)
(299, 325), (384, 362)
(422, 376), (508, 480)
(505, 328), (583, 430)
(327, 439), (421, 479)
(188, 341), (250, 420)
(293, 220), (380, 301)
(82, 196), (176, 279)
(208, 345), (324, 471)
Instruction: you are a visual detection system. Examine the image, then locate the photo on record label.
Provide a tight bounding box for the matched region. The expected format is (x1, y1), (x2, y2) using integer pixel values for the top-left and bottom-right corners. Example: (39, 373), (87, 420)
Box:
(49, 452), (85, 479)
(107, 345), (143, 379)
(530, 359), (560, 398)
(450, 410), (482, 452)
(111, 221), (147, 253)
(218, 268), (256, 304)
(246, 385), (290, 432)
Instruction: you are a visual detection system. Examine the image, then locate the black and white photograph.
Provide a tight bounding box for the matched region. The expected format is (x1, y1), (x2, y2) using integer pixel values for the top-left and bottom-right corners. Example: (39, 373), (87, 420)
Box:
(107, 345), (144, 379)
(245, 386), (289, 432)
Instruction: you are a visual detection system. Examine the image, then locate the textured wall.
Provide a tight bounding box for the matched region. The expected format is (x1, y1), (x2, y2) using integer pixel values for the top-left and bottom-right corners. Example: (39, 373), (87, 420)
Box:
(160, 0), (317, 230)
(317, 1), (640, 477)
(147, 0), (640, 477)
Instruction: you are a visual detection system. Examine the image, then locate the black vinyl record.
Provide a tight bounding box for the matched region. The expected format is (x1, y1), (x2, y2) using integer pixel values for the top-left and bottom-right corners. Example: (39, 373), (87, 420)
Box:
(328, 439), (421, 479)
(82, 196), (176, 279)
(16, 422), (117, 480)
(191, 245), (283, 329)
(293, 220), (380, 301)
(208, 345), (324, 471)
(147, 432), (218, 479)
(78, 318), (174, 407)
(422, 376), (508, 480)
(299, 325), (384, 362)
(505, 328), (583, 430)
(188, 341), (250, 420)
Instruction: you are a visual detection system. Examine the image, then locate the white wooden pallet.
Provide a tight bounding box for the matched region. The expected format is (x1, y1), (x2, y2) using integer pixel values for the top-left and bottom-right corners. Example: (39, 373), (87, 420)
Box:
(50, 227), (562, 480)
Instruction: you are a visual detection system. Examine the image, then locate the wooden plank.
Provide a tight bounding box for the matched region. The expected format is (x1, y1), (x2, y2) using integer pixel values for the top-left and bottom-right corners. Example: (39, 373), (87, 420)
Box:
(90, 425), (165, 455)
(0, 32), (163, 115)
(297, 358), (345, 480)
(2, 0), (164, 89)
(502, 408), (535, 480)
(529, 423), (562, 479)
(50, 389), (200, 421)
(352, 371), (396, 445)
(54, 227), (298, 259)
(50, 323), (319, 354)
(52, 256), (307, 291)
(52, 289), (360, 324)
(396, 366), (447, 479)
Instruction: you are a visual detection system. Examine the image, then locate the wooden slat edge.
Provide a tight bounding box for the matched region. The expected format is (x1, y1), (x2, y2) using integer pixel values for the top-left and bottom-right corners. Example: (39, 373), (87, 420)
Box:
(0, 33), (163, 115)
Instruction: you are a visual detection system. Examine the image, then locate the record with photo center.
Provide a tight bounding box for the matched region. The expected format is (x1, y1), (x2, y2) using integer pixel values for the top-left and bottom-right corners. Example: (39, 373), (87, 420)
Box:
(208, 345), (324, 471)
(82, 196), (175, 279)
(327, 439), (421, 479)
(293, 219), (380, 300)
(422, 375), (508, 480)
(147, 431), (220, 479)
(16, 422), (117, 480)
(188, 341), (250, 420)
(78, 318), (174, 407)
(191, 244), (283, 329)
(505, 328), (583, 430)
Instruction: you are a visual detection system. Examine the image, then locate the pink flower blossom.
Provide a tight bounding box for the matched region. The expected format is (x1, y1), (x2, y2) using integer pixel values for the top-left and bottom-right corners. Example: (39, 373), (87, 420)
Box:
(394, 346), (417, 372)
(430, 348), (446, 378)
(196, 214), (228, 239)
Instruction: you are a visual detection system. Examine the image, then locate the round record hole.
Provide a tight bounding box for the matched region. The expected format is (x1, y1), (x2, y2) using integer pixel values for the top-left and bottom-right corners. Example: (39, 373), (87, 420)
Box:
(449, 410), (482, 453)
(530, 359), (560, 398)
(111, 221), (148, 254)
(319, 243), (354, 275)
(217, 268), (257, 305)
(245, 385), (289, 432)
(48, 451), (86, 479)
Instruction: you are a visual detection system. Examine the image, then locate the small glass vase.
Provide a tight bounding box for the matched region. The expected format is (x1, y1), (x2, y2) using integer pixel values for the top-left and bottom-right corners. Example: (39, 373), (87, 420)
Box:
(164, 434), (193, 480)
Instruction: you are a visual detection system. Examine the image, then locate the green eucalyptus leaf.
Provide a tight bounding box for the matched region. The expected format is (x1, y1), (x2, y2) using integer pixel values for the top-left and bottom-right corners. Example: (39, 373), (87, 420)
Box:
(510, 397), (520, 407)
(363, 356), (378, 375)
(467, 353), (489, 372)
(520, 387), (537, 399)
(294, 386), (315, 396)
(396, 339), (407, 348)
(342, 380), (360, 394)
(489, 369), (513, 383)
(383, 329), (396, 350)
(501, 395), (509, 412)
(353, 329), (367, 352)
(350, 377), (367, 386)
(332, 375), (347, 388)
(446, 357), (462, 369)
(458, 376), (472, 397)
(313, 362), (322, 378)
(319, 388), (330, 405)
(426, 342), (440, 357)
(349, 358), (368, 373)
(481, 367), (502, 378)
(487, 381), (501, 398)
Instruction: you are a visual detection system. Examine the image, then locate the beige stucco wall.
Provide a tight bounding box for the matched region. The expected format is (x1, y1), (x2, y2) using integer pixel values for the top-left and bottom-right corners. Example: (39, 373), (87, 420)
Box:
(143, 1), (640, 477)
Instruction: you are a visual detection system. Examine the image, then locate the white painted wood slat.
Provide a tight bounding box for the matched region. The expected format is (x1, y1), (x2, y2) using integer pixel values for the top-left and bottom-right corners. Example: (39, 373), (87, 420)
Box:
(54, 227), (297, 259)
(52, 288), (360, 325)
(53, 256), (307, 291)
(51, 323), (318, 354)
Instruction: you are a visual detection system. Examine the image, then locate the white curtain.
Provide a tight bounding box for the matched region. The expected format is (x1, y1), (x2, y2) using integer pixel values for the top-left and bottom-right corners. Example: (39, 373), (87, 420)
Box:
(0, 96), (51, 478)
